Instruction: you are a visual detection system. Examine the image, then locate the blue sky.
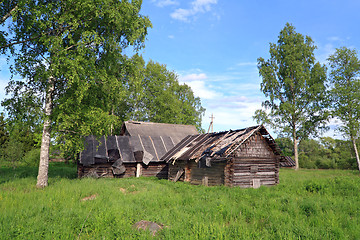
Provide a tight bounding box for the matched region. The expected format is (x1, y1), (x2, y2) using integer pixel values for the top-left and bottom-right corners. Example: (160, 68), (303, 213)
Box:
(1, 0), (360, 136)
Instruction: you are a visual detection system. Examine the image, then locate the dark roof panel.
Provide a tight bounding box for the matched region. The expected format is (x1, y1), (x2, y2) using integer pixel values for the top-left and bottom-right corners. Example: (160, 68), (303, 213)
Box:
(94, 136), (107, 158)
(121, 121), (198, 145)
(151, 136), (167, 159)
(129, 136), (143, 153)
(106, 136), (118, 150)
(80, 136), (95, 166)
(140, 136), (157, 161)
(80, 134), (177, 166)
(116, 136), (136, 163)
(161, 136), (176, 152)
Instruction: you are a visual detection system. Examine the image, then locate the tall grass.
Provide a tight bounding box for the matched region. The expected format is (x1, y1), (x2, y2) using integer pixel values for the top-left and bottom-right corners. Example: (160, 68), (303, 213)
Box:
(0, 165), (359, 239)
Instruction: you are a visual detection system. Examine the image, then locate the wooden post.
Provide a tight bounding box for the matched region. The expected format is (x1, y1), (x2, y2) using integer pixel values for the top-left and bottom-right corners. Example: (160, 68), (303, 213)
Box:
(202, 176), (209, 186)
(207, 113), (215, 133)
(136, 163), (142, 177)
(252, 179), (260, 189)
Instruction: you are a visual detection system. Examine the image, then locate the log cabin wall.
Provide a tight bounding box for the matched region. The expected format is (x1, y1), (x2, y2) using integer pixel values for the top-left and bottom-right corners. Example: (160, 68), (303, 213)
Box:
(230, 132), (279, 188)
(139, 163), (168, 179)
(168, 161), (187, 182)
(168, 160), (226, 186)
(224, 159), (233, 187)
(187, 161), (226, 186)
(78, 162), (168, 179)
(78, 163), (137, 178)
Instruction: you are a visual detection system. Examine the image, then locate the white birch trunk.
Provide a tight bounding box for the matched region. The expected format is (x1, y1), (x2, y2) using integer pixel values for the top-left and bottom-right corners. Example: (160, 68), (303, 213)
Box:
(351, 136), (360, 173)
(36, 77), (55, 188)
(293, 128), (299, 170)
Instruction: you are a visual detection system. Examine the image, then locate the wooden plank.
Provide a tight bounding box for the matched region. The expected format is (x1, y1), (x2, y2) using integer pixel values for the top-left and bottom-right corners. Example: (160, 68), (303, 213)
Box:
(173, 169), (184, 182)
(255, 172), (275, 176)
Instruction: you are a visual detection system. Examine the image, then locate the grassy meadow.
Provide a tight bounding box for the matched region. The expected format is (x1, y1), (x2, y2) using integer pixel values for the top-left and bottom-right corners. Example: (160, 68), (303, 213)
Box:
(0, 163), (359, 239)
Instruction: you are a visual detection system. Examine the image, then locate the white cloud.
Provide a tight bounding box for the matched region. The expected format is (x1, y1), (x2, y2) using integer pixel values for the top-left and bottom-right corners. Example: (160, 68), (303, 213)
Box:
(327, 36), (342, 42)
(179, 73), (217, 100)
(168, 35), (175, 39)
(179, 73), (207, 82)
(152, 0), (179, 7)
(177, 69), (266, 132)
(236, 62), (257, 67)
(170, 0), (217, 22)
(203, 100), (262, 132)
(187, 80), (218, 100)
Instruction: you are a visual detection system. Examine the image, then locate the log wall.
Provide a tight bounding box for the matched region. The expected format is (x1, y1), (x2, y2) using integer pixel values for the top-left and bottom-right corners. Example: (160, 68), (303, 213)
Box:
(230, 132), (280, 188)
(141, 163), (168, 179)
(168, 161), (187, 182)
(169, 132), (280, 188)
(78, 162), (168, 179)
(168, 160), (226, 186)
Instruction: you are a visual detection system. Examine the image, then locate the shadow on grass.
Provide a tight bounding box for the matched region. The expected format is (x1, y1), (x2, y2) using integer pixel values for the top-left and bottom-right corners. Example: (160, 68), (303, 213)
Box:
(0, 162), (77, 184)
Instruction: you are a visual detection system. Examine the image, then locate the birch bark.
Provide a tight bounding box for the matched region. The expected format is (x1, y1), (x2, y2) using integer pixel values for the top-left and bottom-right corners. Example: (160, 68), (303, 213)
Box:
(351, 136), (360, 172)
(36, 77), (55, 188)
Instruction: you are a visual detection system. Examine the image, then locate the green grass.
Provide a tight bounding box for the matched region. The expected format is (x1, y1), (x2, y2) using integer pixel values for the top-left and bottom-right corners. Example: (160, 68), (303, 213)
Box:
(0, 165), (359, 239)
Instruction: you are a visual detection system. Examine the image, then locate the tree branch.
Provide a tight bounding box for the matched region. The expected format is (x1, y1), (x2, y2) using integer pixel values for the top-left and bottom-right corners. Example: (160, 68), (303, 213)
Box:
(1, 5), (18, 24)
(0, 35), (41, 50)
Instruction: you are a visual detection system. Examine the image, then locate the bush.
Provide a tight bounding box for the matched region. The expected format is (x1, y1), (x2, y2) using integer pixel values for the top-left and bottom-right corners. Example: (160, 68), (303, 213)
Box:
(23, 148), (41, 166)
(3, 137), (25, 168)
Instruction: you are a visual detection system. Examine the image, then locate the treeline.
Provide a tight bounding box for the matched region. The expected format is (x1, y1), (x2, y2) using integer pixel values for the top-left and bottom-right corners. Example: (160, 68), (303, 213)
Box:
(277, 137), (359, 170)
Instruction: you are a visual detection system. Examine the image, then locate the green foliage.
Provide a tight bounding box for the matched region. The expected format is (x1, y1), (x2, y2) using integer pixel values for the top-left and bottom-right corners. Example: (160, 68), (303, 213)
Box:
(256, 23), (329, 169)
(115, 55), (205, 131)
(0, 113), (8, 146)
(1, 1), (204, 163)
(22, 148), (41, 166)
(275, 137), (293, 156)
(279, 137), (357, 170)
(256, 23), (329, 139)
(327, 47), (360, 171)
(328, 47), (360, 138)
(2, 135), (25, 168)
(0, 165), (359, 239)
(1, 0), (152, 165)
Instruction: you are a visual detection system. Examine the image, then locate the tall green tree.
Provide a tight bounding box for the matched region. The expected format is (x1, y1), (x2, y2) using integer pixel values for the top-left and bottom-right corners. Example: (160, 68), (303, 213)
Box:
(120, 55), (205, 131)
(140, 60), (205, 129)
(328, 47), (360, 172)
(254, 23), (328, 170)
(1, 0), (151, 187)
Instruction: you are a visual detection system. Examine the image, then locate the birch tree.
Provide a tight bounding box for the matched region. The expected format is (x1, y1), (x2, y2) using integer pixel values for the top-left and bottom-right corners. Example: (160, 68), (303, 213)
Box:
(328, 47), (360, 172)
(255, 23), (329, 170)
(1, 0), (151, 187)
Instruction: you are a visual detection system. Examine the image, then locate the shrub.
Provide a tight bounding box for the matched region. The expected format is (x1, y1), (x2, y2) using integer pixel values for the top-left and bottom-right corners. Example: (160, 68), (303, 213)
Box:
(23, 148), (41, 166)
(3, 137), (25, 168)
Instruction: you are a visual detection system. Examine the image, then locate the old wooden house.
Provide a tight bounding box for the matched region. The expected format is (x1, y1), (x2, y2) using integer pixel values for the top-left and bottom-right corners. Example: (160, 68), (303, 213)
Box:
(78, 121), (198, 178)
(162, 125), (283, 188)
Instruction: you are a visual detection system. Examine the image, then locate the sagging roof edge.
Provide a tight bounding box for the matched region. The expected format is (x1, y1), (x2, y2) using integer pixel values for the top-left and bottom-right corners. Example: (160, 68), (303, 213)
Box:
(161, 125), (285, 163)
(80, 135), (178, 166)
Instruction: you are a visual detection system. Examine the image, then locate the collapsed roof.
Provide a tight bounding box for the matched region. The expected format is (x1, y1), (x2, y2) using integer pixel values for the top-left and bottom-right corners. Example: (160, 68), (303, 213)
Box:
(80, 121), (199, 168)
(79, 135), (177, 167)
(161, 125), (283, 163)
